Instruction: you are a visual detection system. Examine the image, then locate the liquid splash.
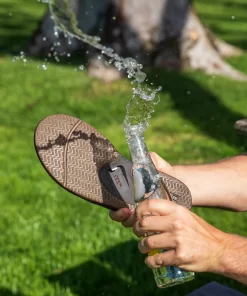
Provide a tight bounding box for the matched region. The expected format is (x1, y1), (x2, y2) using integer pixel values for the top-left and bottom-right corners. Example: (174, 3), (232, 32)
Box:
(47, 0), (162, 132)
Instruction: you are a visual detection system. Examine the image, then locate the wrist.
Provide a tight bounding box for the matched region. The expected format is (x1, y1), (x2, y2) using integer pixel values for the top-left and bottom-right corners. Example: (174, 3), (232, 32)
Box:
(212, 233), (247, 283)
(207, 231), (229, 274)
(173, 164), (222, 208)
(173, 165), (186, 180)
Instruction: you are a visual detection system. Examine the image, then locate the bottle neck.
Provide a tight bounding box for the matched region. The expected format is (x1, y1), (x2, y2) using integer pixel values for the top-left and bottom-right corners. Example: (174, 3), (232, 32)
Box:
(125, 124), (163, 202)
(125, 124), (155, 167)
(128, 132), (149, 163)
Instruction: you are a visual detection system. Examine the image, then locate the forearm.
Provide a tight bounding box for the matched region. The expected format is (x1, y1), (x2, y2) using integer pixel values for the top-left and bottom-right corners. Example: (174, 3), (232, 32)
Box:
(173, 155), (247, 211)
(213, 232), (247, 285)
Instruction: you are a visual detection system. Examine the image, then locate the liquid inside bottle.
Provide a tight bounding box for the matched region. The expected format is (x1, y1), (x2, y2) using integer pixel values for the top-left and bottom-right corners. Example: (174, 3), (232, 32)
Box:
(125, 123), (195, 288)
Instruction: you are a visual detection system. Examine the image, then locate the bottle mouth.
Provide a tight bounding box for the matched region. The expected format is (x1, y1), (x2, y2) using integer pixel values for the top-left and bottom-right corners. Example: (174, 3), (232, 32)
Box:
(133, 166), (157, 202)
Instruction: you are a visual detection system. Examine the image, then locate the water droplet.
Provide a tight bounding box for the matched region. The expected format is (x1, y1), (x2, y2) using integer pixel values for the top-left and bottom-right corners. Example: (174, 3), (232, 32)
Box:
(114, 61), (123, 71)
(37, 64), (47, 70)
(123, 57), (137, 69)
(43, 37), (47, 41)
(127, 69), (135, 79)
(135, 71), (146, 83)
(105, 47), (113, 55)
(54, 29), (59, 37)
(67, 53), (71, 57)
(12, 56), (19, 62)
(231, 16), (235, 20)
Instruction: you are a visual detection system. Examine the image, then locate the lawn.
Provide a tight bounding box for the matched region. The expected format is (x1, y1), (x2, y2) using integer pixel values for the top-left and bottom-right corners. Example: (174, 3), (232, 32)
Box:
(0, 0), (247, 295)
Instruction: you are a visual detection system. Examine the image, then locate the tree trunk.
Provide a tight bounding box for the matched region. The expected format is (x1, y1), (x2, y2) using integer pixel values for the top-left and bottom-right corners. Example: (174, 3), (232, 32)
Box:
(181, 8), (246, 81)
(27, 0), (247, 82)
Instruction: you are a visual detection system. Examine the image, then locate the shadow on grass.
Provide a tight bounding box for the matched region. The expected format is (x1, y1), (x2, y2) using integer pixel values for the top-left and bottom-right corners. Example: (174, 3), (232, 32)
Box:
(0, 2), (44, 54)
(47, 240), (246, 296)
(147, 69), (246, 149)
(197, 0), (247, 10)
(200, 22), (247, 50)
(229, 40), (247, 51)
(199, 13), (247, 23)
(0, 288), (25, 296)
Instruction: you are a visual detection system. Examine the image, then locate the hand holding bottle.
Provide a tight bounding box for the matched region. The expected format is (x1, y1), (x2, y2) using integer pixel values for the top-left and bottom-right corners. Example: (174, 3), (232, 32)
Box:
(132, 198), (227, 273)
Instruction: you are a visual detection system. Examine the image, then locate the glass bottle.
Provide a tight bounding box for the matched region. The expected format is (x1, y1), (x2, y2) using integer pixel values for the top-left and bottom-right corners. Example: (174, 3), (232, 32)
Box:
(125, 123), (195, 288)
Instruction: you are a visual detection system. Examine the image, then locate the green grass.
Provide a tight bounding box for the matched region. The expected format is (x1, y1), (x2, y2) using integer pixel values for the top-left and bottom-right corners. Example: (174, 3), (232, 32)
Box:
(0, 0), (247, 295)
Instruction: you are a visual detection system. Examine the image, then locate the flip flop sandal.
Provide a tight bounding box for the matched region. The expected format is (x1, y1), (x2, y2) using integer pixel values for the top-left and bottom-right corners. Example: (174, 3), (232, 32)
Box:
(34, 114), (192, 211)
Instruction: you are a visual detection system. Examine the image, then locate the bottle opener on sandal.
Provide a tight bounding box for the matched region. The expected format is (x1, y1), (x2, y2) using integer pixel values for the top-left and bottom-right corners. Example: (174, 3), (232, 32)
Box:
(34, 114), (192, 211)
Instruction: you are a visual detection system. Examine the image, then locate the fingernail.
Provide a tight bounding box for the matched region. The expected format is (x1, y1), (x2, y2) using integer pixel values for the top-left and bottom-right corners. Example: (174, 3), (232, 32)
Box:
(155, 255), (163, 266)
(122, 209), (131, 220)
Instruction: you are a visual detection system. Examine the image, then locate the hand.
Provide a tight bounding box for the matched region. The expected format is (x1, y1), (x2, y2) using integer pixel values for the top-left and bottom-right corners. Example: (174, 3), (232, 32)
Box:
(133, 199), (227, 273)
(109, 152), (174, 227)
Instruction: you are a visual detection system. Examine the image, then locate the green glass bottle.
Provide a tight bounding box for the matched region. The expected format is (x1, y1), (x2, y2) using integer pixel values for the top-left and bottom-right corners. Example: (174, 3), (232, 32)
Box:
(125, 124), (195, 288)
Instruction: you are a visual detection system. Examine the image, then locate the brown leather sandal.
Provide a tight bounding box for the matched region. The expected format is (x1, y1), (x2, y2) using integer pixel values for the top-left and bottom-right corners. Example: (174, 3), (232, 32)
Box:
(34, 114), (192, 211)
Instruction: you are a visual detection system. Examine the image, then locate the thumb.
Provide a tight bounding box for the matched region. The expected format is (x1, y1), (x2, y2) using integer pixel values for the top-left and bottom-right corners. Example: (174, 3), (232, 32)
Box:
(149, 152), (174, 176)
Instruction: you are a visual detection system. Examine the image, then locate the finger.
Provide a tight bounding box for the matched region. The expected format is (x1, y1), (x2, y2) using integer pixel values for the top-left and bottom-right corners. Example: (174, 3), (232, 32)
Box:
(121, 212), (136, 228)
(109, 208), (132, 222)
(145, 249), (177, 269)
(138, 233), (176, 254)
(149, 152), (173, 176)
(135, 198), (181, 219)
(133, 216), (174, 237)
